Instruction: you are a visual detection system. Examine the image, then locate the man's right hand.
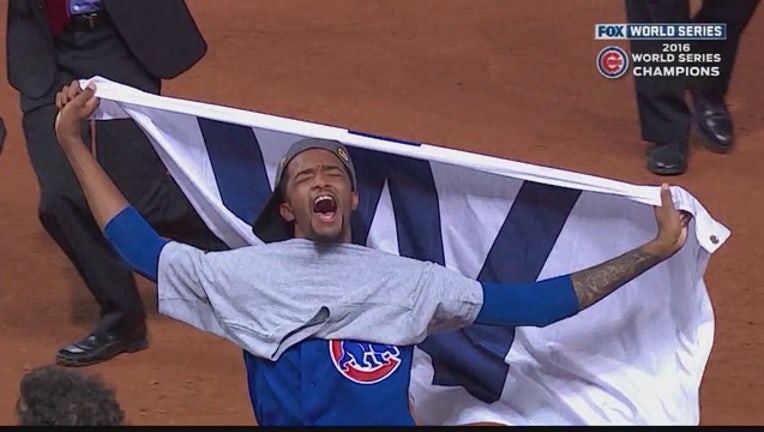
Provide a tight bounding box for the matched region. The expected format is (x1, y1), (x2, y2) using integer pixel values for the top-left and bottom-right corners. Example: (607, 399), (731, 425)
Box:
(54, 80), (100, 146)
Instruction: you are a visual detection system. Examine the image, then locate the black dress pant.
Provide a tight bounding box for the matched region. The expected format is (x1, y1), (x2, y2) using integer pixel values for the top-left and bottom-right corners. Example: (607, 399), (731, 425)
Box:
(20, 19), (228, 338)
(624, 0), (760, 145)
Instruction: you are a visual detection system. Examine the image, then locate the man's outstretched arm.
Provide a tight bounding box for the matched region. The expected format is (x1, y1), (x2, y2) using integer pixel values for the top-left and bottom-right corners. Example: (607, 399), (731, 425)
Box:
(473, 184), (689, 327)
(569, 184), (689, 310)
(570, 238), (668, 310)
(54, 81), (168, 282)
(54, 82), (130, 228)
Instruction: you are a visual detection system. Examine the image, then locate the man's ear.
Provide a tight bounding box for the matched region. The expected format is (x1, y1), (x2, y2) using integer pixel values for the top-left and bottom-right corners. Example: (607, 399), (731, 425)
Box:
(351, 191), (359, 211)
(279, 202), (295, 222)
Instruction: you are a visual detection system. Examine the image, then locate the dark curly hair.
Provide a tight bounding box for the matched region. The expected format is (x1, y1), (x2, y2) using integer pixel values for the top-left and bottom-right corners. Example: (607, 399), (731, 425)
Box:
(16, 364), (125, 426)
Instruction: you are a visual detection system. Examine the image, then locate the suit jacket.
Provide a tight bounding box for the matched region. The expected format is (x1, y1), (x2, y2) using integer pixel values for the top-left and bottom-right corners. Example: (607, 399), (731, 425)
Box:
(6, 0), (208, 98)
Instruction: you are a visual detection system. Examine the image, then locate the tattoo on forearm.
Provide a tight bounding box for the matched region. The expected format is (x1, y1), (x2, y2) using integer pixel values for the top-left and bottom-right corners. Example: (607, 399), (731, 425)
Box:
(570, 247), (662, 310)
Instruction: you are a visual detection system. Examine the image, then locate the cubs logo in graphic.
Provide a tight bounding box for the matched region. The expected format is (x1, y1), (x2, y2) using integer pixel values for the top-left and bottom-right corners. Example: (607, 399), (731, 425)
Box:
(329, 340), (401, 384)
(596, 45), (629, 79)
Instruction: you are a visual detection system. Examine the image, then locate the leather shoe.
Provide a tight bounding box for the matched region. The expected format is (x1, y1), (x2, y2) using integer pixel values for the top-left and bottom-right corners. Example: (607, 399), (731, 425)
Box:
(646, 143), (687, 176)
(56, 331), (148, 367)
(693, 93), (734, 153)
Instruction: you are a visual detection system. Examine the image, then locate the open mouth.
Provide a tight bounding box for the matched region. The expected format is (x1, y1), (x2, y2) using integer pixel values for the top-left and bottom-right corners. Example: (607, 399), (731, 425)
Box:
(313, 194), (338, 222)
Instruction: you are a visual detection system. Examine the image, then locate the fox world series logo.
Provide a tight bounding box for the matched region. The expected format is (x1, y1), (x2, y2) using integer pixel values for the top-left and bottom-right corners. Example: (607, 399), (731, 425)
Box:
(329, 340), (402, 384)
(594, 23), (726, 79)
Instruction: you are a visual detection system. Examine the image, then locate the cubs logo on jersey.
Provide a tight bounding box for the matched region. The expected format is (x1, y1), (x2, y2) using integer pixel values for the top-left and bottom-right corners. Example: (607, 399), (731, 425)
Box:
(329, 340), (402, 384)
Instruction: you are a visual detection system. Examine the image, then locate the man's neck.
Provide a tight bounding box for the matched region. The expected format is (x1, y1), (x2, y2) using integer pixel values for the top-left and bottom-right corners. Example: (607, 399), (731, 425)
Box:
(293, 231), (352, 245)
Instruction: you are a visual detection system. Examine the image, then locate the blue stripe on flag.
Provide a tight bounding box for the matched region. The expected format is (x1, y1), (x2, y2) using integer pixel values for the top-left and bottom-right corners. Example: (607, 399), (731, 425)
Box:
(347, 148), (388, 246)
(348, 147), (445, 264)
(348, 130), (422, 147)
(418, 181), (582, 403)
(198, 118), (272, 224)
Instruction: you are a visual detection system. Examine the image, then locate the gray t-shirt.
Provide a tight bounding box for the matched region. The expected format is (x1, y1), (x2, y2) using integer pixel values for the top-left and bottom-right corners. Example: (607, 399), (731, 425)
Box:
(157, 238), (483, 361)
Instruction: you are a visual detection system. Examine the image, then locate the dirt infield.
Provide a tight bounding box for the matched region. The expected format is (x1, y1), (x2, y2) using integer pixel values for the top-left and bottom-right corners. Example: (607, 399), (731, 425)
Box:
(1, 0), (762, 425)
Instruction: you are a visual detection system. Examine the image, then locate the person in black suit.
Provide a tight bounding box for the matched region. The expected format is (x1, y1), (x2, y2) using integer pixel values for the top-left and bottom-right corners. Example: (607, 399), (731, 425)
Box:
(6, 0), (228, 366)
(624, 0), (760, 175)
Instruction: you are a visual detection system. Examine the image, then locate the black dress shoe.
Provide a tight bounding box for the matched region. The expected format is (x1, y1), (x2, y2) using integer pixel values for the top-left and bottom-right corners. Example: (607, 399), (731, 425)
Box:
(693, 93), (734, 153)
(56, 332), (148, 367)
(646, 143), (687, 176)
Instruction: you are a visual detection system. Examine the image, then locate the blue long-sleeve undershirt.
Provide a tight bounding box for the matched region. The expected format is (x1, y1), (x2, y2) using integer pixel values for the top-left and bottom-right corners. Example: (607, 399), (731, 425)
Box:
(102, 206), (579, 328)
(475, 275), (579, 327)
(102, 206), (168, 283)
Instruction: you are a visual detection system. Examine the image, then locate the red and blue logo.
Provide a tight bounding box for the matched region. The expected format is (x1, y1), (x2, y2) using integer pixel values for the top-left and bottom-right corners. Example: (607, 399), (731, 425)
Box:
(596, 46), (629, 79)
(329, 340), (402, 384)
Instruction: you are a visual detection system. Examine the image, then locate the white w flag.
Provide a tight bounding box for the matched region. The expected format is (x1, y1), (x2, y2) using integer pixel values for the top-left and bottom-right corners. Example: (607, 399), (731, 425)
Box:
(84, 76), (729, 426)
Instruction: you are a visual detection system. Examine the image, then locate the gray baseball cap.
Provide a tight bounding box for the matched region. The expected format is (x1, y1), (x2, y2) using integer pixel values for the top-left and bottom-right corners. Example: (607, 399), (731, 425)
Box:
(252, 137), (357, 243)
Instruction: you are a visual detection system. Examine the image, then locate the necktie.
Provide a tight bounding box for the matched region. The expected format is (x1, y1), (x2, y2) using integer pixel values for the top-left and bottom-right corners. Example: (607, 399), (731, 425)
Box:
(44, 0), (70, 35)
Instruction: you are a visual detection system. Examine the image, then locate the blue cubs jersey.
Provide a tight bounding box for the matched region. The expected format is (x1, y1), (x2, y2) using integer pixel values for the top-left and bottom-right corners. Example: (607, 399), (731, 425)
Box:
(243, 338), (415, 426)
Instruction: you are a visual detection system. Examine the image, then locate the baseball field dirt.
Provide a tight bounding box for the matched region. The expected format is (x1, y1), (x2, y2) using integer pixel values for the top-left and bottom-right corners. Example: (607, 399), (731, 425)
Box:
(1, 0), (762, 425)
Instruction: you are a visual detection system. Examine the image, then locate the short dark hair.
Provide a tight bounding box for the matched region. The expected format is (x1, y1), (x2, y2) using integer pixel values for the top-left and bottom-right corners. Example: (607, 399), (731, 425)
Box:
(16, 365), (125, 426)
